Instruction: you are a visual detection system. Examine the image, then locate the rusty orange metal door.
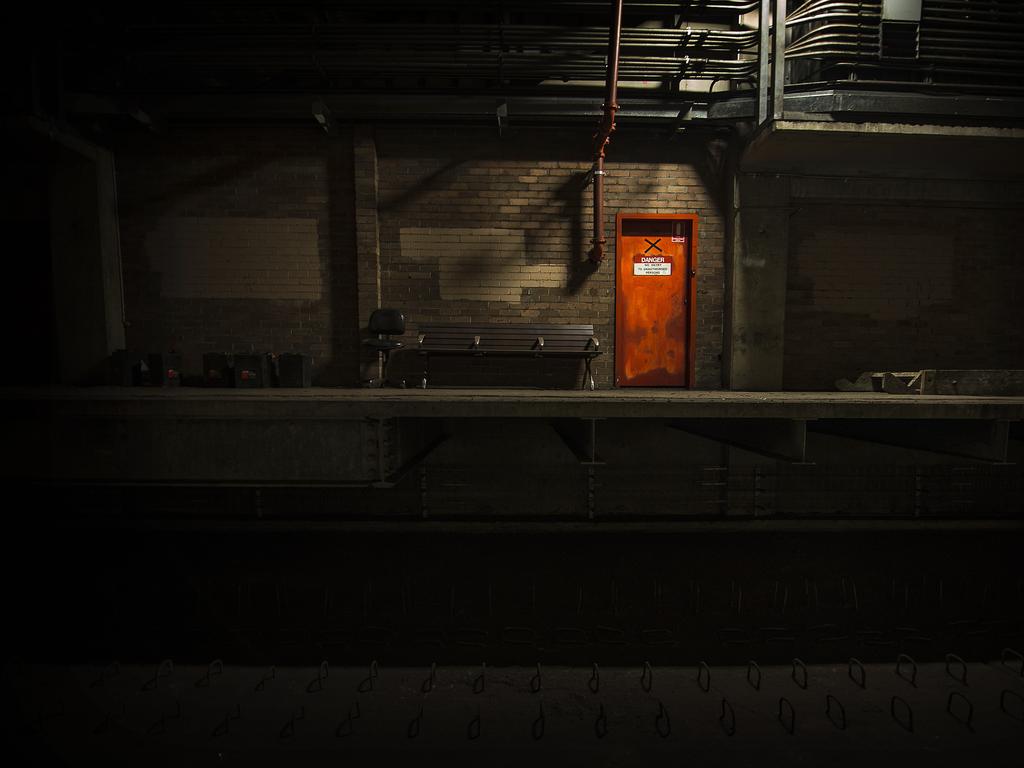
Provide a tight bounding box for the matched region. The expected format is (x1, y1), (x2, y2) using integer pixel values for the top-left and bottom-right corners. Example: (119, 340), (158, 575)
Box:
(615, 214), (697, 387)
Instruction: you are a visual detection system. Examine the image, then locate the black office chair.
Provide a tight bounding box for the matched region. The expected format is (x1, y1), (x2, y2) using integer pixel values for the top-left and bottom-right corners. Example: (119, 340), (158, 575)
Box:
(363, 308), (406, 386)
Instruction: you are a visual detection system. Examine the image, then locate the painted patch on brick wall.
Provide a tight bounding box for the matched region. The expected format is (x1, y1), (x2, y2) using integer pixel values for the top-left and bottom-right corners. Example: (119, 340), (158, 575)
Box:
(147, 216), (322, 300)
(400, 227), (562, 302)
(783, 202), (1023, 390)
(792, 221), (953, 320)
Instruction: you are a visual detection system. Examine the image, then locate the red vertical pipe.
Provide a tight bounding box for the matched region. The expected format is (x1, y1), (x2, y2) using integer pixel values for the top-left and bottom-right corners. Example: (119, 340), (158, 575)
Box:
(589, 0), (624, 264)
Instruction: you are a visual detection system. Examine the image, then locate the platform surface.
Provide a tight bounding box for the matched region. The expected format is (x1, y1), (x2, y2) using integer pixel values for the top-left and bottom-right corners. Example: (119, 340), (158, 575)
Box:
(4, 386), (1024, 420)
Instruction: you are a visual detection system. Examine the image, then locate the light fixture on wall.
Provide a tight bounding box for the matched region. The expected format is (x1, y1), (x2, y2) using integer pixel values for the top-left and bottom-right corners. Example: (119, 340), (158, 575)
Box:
(496, 100), (509, 137)
(311, 99), (335, 134)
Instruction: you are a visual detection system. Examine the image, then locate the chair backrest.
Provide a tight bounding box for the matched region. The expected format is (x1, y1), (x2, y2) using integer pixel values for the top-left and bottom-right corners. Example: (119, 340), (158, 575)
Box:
(368, 308), (406, 336)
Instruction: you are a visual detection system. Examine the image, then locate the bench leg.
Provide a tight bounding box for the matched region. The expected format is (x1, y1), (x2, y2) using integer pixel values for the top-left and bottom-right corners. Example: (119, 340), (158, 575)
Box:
(583, 358), (596, 391)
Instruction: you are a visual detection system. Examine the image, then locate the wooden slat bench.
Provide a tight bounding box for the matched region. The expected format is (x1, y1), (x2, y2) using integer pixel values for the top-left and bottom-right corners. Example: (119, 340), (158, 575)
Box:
(413, 323), (602, 390)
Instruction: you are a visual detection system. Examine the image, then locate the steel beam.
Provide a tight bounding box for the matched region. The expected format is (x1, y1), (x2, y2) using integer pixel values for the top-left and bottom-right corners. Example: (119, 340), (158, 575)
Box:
(66, 87), (1024, 125)
(95, 518), (1024, 534)
(65, 92), (694, 123)
(811, 419), (1010, 463)
(771, 0), (786, 120)
(549, 418), (602, 465)
(668, 418), (807, 462)
(710, 89), (1024, 121)
(757, 0), (770, 124)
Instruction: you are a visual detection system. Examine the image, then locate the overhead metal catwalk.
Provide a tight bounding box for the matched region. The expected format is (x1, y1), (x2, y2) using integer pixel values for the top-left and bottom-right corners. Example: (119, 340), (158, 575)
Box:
(41, 0), (1024, 123)
(125, 24), (759, 48)
(59, 1), (758, 96)
(134, 0), (763, 20)
(786, 0), (1024, 95)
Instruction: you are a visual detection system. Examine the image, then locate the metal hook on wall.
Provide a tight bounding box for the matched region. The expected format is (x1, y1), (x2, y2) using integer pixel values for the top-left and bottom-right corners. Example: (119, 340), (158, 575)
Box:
(1001, 647), (1024, 677)
(90, 661), (120, 689)
(422, 662), (437, 693)
(825, 694), (846, 730)
(255, 666), (276, 692)
(407, 706), (423, 739)
(777, 697), (795, 735)
(946, 691), (974, 731)
(307, 660), (330, 693)
(147, 699), (182, 736)
(196, 659), (224, 688)
(279, 706), (305, 739)
(895, 654), (918, 687)
(890, 695), (914, 732)
(588, 663), (600, 694)
(473, 662), (486, 695)
(211, 703), (240, 738)
(641, 661), (653, 693)
(791, 658), (808, 690)
(141, 659), (174, 692)
(467, 711), (481, 741)
(945, 653), (968, 686)
(719, 698), (736, 737)
(1000, 688), (1024, 723)
(93, 702), (126, 736)
(655, 700), (671, 738)
(336, 699), (361, 737)
(746, 660), (761, 691)
(357, 660), (379, 693)
(532, 701), (545, 740)
(335, 711), (353, 738)
(697, 661), (711, 693)
(848, 657), (866, 689)
(594, 703), (608, 739)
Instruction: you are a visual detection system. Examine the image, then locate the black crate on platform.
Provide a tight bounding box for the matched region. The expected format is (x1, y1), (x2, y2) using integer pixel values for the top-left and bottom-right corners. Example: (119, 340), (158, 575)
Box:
(232, 354), (268, 388)
(109, 350), (145, 386)
(144, 353), (182, 387)
(203, 353), (232, 387)
(276, 353), (312, 387)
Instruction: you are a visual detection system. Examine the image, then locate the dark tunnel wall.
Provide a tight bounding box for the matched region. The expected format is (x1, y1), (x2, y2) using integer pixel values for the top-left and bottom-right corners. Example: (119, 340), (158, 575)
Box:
(114, 126), (360, 386)
(6, 526), (1022, 668)
(785, 201), (1024, 390)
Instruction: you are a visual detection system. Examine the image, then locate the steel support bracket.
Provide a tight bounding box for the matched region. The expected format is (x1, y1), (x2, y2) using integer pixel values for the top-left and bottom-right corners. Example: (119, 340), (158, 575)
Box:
(669, 418), (808, 463)
(549, 418), (603, 465)
(810, 419), (1010, 463)
(370, 418), (449, 488)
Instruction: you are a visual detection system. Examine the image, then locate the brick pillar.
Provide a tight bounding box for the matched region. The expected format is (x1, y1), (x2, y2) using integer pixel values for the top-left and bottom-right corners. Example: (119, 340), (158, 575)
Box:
(353, 127), (383, 383)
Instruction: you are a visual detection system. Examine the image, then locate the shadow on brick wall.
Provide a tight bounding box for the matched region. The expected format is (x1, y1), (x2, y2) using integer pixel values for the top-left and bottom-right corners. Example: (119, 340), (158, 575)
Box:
(319, 135), (361, 386)
(555, 171), (598, 296)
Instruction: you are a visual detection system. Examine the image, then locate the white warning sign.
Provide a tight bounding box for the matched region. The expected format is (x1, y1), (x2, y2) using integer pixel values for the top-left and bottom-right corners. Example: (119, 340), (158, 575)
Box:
(633, 253), (672, 276)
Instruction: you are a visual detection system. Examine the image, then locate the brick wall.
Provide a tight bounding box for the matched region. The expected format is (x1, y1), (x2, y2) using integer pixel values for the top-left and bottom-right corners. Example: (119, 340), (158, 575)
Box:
(116, 126), (359, 384)
(374, 127), (725, 389)
(784, 202), (1024, 390)
(115, 125), (725, 389)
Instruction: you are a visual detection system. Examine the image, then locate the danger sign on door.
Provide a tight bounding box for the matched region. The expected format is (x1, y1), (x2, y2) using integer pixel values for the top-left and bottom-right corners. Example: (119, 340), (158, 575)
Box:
(633, 252), (672, 276)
